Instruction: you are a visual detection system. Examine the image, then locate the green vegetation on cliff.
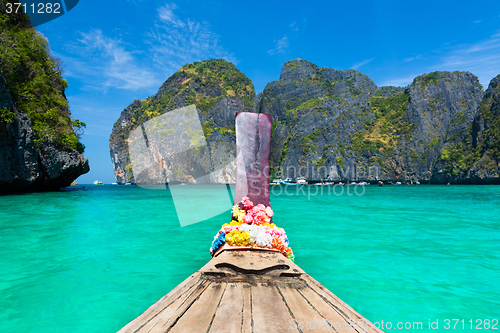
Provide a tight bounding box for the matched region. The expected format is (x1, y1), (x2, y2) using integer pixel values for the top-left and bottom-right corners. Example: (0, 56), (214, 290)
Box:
(477, 75), (500, 161)
(440, 142), (474, 176)
(111, 59), (254, 148)
(438, 74), (500, 179)
(283, 59), (319, 72)
(0, 5), (85, 153)
(352, 92), (413, 154)
(417, 72), (440, 90)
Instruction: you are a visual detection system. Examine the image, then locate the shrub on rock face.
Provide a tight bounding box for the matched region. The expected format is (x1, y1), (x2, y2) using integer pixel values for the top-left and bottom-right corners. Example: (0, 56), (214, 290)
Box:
(0, 6), (85, 153)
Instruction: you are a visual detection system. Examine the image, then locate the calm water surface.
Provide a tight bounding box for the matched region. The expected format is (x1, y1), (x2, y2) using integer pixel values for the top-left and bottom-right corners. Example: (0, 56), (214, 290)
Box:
(1, 185), (499, 332)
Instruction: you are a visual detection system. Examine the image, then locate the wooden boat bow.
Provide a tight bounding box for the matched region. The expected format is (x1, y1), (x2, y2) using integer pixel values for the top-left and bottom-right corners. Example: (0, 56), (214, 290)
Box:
(118, 249), (383, 333)
(117, 112), (383, 333)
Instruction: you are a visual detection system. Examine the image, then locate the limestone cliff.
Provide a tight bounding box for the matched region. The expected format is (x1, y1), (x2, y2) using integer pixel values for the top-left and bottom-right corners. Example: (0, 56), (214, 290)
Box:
(110, 58), (500, 185)
(0, 6), (89, 193)
(109, 59), (254, 184)
(259, 60), (498, 184)
(0, 76), (89, 192)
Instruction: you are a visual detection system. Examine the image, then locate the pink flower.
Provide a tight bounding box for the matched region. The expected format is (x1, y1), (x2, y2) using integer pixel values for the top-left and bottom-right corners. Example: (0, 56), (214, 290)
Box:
(265, 206), (274, 217)
(243, 213), (254, 224)
(254, 204), (266, 213)
(254, 211), (270, 225)
(241, 197), (254, 210)
(253, 213), (263, 225)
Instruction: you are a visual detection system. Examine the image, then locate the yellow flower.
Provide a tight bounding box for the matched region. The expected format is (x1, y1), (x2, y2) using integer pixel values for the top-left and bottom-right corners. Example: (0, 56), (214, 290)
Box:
(226, 230), (250, 246)
(237, 211), (245, 222)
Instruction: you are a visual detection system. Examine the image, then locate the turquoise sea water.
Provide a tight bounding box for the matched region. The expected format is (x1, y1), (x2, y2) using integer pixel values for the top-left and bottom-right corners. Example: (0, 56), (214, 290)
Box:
(1, 184), (499, 332)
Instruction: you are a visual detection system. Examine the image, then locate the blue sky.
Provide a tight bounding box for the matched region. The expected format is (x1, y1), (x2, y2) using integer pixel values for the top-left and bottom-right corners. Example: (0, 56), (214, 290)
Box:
(36, 0), (500, 184)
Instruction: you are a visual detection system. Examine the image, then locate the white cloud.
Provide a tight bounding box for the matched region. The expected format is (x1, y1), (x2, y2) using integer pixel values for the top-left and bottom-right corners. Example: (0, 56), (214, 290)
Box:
(146, 4), (237, 72)
(289, 19), (307, 32)
(381, 33), (500, 88)
(59, 3), (237, 92)
(403, 54), (423, 62)
(351, 58), (374, 70)
(158, 4), (184, 27)
(267, 19), (305, 56)
(267, 36), (289, 55)
(61, 29), (160, 91)
(380, 75), (416, 87)
(436, 34), (500, 86)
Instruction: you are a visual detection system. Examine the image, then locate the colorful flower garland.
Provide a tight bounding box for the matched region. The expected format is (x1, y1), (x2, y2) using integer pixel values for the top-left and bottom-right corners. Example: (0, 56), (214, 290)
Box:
(210, 197), (294, 260)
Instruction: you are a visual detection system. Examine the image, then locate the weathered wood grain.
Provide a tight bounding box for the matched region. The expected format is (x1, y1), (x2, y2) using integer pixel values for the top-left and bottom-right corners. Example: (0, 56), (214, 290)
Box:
(251, 281), (298, 332)
(208, 282), (247, 333)
(170, 281), (227, 332)
(301, 274), (383, 333)
(117, 272), (202, 333)
(277, 283), (337, 333)
(116, 250), (384, 333)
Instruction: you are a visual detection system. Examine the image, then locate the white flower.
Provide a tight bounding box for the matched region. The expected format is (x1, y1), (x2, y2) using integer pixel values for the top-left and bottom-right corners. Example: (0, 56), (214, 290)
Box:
(239, 224), (273, 248)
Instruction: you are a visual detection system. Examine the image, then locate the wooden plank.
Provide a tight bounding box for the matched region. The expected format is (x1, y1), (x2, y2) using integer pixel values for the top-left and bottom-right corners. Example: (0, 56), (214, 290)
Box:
(300, 275), (382, 333)
(297, 286), (360, 333)
(277, 284), (337, 333)
(208, 282), (250, 333)
(169, 281), (227, 333)
(251, 281), (298, 333)
(304, 275), (383, 333)
(118, 272), (202, 333)
(117, 255), (384, 333)
(240, 283), (253, 333)
(134, 278), (211, 333)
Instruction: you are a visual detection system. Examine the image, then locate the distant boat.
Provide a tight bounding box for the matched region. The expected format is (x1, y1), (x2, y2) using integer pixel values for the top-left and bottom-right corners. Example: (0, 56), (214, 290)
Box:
(93, 180), (103, 185)
(297, 177), (308, 185)
(315, 181), (334, 185)
(124, 183), (132, 185)
(395, 181), (402, 185)
(270, 179), (285, 185)
(283, 178), (307, 186)
(112, 182), (118, 185)
(70, 182), (78, 185)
